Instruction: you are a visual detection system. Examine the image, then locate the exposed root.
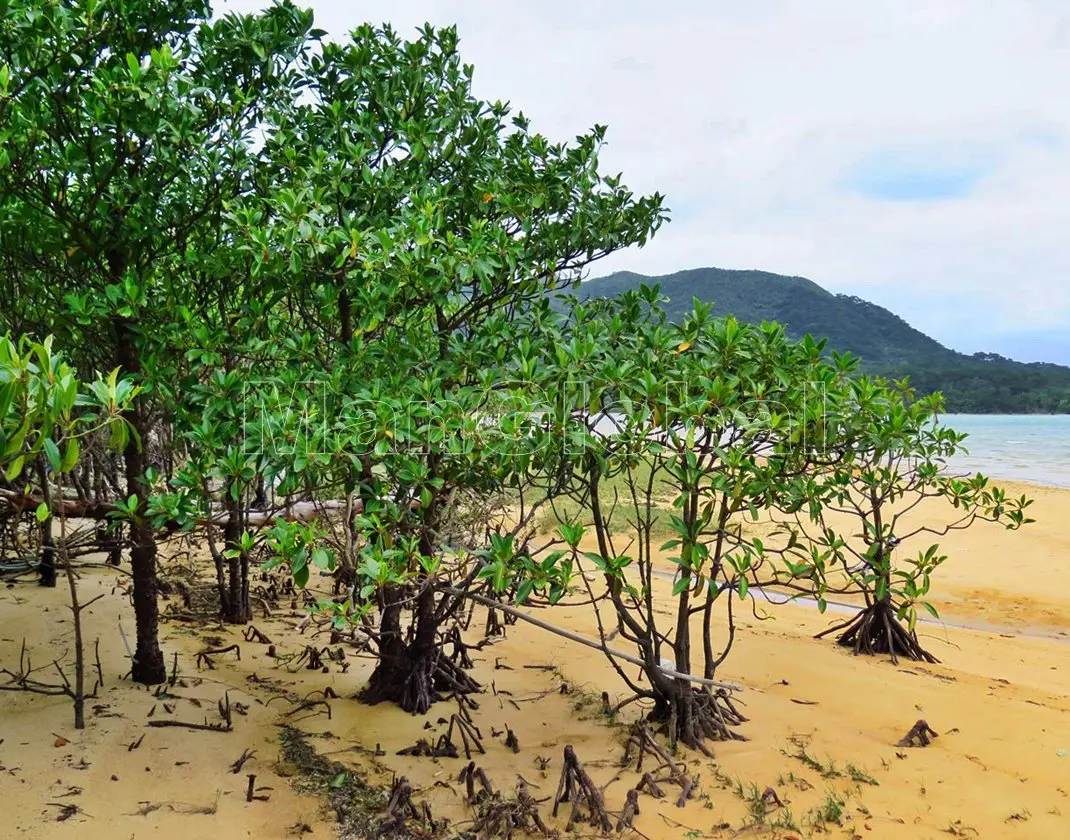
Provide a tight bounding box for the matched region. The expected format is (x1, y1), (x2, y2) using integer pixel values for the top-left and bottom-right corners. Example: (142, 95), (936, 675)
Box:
(624, 722), (698, 807)
(377, 776), (419, 836)
(648, 685), (748, 752)
(817, 600), (939, 664)
(397, 738), (459, 759)
(485, 609), (506, 638)
(230, 748), (256, 773)
(447, 626), (488, 670)
(458, 761), (496, 803)
(468, 776), (552, 839)
(196, 644), (241, 670)
(552, 745), (613, 833)
(279, 645), (329, 673)
(616, 788), (640, 832)
(897, 719), (939, 747)
(246, 773), (270, 802)
(361, 648), (481, 716)
(243, 626), (272, 645)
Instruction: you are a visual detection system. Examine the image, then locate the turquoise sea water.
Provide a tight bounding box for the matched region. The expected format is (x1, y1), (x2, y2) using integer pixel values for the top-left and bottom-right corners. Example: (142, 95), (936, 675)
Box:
(941, 414), (1070, 488)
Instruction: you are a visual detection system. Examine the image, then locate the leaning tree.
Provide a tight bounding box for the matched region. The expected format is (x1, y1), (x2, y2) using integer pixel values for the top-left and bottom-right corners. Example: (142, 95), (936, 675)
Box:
(776, 376), (1033, 663)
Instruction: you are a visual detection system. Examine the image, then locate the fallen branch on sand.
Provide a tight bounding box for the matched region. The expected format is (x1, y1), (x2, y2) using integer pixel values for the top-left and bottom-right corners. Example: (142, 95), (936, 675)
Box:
(147, 720), (232, 732)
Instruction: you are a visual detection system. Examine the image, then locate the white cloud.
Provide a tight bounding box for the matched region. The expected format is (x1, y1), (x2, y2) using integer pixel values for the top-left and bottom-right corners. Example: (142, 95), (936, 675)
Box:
(220, 0), (1070, 357)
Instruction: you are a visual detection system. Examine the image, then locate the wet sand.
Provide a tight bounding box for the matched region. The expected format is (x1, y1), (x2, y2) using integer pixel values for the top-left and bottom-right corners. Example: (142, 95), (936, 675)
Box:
(1, 479), (1068, 839)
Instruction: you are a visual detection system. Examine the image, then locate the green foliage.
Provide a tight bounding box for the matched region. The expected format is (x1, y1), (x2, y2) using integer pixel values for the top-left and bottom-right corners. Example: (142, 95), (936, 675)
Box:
(781, 376), (1034, 636)
(0, 0), (1039, 724)
(219, 20), (666, 623)
(0, 333), (137, 495)
(542, 285), (856, 740)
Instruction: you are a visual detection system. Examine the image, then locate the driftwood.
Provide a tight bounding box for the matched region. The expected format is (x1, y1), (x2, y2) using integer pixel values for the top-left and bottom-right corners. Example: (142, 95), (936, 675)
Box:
(0, 488), (117, 520)
(0, 490), (404, 529)
(147, 719), (232, 732)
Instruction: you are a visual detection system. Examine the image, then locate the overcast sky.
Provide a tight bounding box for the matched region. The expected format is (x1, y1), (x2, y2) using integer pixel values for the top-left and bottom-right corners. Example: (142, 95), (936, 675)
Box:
(222, 0), (1070, 364)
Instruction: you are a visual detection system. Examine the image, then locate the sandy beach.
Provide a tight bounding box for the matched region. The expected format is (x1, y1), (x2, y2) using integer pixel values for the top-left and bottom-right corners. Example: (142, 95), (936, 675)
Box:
(1, 478), (1068, 839)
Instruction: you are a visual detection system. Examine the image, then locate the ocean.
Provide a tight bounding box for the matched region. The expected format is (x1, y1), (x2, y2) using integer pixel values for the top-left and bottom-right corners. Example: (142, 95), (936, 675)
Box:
(942, 414), (1070, 489)
(588, 411), (1070, 488)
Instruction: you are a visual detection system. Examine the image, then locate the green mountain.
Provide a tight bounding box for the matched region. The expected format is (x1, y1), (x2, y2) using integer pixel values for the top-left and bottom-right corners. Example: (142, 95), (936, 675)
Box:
(578, 267), (1070, 413)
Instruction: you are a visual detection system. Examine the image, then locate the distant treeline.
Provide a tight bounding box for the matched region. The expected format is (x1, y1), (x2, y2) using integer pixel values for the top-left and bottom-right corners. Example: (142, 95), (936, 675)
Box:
(579, 268), (1070, 414)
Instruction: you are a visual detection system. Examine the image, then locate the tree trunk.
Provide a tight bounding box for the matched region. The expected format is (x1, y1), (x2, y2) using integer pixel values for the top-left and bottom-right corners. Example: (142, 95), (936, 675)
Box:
(37, 458), (56, 588)
(115, 314), (166, 685)
(63, 549), (86, 729)
(221, 491), (251, 624)
(361, 585), (478, 714)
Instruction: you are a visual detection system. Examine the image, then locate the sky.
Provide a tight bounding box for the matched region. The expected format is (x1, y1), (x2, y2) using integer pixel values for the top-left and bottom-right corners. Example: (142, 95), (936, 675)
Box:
(222, 0), (1070, 364)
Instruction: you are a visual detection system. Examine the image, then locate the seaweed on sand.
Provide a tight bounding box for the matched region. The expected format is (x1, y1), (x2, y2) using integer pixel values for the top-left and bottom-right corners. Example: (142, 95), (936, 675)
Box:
(277, 724), (439, 839)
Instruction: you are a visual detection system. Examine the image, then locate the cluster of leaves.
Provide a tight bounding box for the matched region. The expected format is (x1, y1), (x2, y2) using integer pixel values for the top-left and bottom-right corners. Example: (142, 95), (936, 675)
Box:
(0, 334), (136, 513)
(0, 0), (667, 691)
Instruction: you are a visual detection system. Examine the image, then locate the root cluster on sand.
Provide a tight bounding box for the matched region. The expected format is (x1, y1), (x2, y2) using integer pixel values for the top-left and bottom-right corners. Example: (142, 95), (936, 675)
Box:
(398, 703), (486, 759)
(552, 744), (613, 833)
(625, 723), (698, 807)
(816, 600), (938, 664)
(649, 685), (748, 752)
(897, 718), (939, 747)
(460, 763), (552, 839)
(378, 776), (444, 836)
(362, 646), (482, 716)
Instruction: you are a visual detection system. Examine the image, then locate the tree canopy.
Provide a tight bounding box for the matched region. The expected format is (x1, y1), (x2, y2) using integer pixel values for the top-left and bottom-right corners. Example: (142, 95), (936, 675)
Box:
(0, 0), (1034, 759)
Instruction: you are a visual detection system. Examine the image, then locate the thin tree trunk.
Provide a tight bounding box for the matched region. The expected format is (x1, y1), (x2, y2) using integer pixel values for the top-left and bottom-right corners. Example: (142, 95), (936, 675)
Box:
(37, 457), (56, 587)
(114, 314), (166, 685)
(222, 489), (250, 624)
(62, 546), (86, 729)
(56, 474), (85, 729)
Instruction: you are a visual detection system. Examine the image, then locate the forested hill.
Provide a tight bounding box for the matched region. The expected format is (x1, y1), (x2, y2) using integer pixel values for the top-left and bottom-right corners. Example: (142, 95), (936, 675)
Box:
(579, 268), (1070, 413)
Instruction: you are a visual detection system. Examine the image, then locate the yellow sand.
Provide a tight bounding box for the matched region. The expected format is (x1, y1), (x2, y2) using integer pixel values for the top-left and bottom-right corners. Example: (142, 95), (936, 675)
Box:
(1, 479), (1068, 839)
